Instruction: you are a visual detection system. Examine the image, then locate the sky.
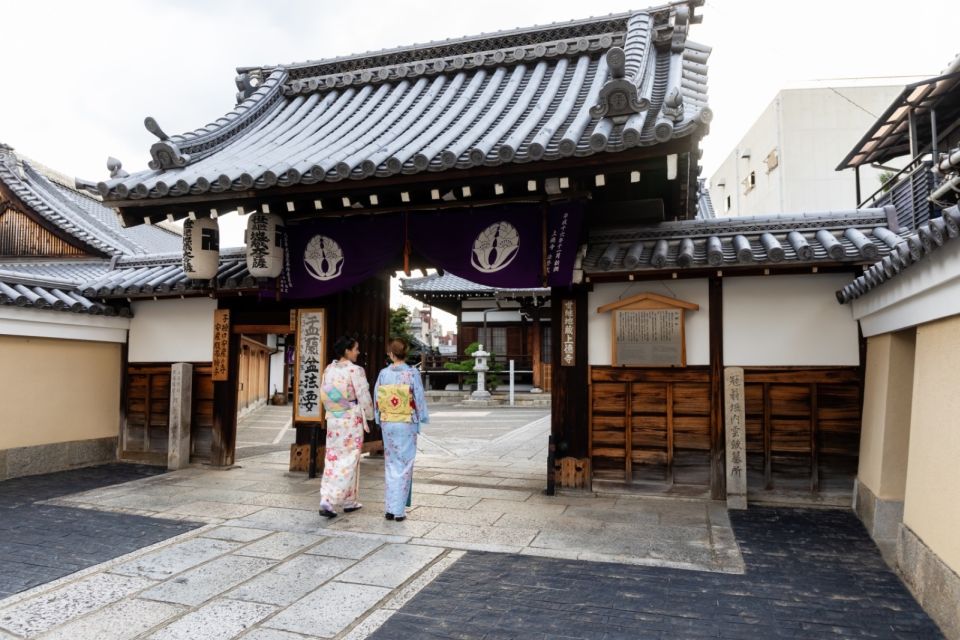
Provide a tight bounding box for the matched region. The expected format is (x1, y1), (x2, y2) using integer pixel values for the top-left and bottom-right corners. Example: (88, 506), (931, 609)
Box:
(1, 0), (956, 324)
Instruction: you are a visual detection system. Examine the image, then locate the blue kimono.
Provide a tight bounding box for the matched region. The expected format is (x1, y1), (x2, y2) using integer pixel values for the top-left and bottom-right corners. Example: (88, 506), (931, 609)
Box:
(374, 363), (429, 518)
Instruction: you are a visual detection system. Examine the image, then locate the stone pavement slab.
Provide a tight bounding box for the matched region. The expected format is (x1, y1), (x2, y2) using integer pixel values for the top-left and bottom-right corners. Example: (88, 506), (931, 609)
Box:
(145, 598), (276, 640)
(233, 532), (326, 560)
(140, 555), (276, 606)
(262, 581), (391, 638)
(336, 544), (444, 589)
(226, 555), (355, 607)
(110, 537), (241, 581)
(33, 598), (186, 640)
(304, 537), (385, 560)
(0, 572), (154, 637)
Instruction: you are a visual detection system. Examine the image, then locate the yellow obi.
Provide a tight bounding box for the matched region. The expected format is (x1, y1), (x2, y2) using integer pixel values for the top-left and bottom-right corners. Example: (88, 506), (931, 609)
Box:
(377, 384), (414, 423)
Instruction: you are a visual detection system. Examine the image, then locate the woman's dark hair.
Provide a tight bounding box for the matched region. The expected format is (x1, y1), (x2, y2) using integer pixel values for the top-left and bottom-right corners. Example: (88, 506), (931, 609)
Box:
(332, 335), (358, 359)
(386, 337), (409, 361)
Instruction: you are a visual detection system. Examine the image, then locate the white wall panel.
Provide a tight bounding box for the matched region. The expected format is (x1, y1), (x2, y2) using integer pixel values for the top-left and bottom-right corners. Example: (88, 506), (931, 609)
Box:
(128, 298), (217, 363)
(723, 274), (858, 366)
(588, 280), (710, 366)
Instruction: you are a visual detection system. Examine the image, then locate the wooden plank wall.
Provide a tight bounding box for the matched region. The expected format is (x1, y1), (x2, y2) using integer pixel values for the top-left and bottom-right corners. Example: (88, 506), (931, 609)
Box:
(743, 368), (861, 494)
(588, 365), (862, 496)
(0, 208), (87, 257)
(590, 367), (712, 489)
(121, 364), (214, 465)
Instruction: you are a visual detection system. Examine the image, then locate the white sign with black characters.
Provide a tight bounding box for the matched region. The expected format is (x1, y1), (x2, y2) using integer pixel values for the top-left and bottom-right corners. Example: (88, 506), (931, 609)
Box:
(615, 309), (682, 366)
(294, 309), (326, 422)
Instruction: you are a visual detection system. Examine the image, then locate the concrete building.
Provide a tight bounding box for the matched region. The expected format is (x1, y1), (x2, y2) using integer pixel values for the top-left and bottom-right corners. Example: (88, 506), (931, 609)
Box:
(709, 85), (904, 216)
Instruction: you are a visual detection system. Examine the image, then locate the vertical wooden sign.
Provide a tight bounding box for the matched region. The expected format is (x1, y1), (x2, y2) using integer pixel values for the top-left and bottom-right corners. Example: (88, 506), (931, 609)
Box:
(294, 309), (326, 423)
(561, 299), (576, 367)
(724, 366), (747, 509)
(212, 309), (230, 381)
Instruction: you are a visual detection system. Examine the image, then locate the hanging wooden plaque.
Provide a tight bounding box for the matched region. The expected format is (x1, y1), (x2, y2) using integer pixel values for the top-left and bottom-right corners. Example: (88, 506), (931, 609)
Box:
(212, 309), (230, 381)
(597, 292), (699, 367)
(294, 308), (326, 423)
(560, 299), (576, 367)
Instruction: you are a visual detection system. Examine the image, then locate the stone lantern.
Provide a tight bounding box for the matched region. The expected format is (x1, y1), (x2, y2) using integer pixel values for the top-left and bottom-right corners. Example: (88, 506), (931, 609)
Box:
(471, 344), (491, 399)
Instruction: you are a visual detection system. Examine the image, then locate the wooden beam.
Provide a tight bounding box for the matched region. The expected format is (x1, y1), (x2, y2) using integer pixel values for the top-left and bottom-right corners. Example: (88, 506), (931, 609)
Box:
(211, 319), (240, 467)
(708, 276), (724, 500)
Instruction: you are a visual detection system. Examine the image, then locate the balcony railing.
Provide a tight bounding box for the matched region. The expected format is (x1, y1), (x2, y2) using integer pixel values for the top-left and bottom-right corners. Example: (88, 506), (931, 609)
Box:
(859, 159), (936, 231)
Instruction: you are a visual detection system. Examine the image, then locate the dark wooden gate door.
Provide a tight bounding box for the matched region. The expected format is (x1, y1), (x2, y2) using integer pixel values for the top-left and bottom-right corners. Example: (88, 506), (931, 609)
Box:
(590, 367), (714, 494)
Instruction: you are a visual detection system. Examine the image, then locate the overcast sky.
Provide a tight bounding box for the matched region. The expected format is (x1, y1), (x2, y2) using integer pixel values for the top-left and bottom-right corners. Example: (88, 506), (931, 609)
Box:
(1, 1), (955, 327)
(2, 0), (955, 181)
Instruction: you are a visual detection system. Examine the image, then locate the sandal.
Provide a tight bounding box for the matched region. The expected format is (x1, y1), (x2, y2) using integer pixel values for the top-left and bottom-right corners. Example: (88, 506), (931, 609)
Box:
(344, 504), (363, 513)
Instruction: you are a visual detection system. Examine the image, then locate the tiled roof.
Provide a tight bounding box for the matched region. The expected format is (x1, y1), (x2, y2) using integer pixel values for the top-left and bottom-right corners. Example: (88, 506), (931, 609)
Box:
(79, 249), (256, 298)
(0, 261), (113, 283)
(0, 145), (181, 256)
(90, 2), (711, 203)
(0, 273), (125, 316)
(401, 272), (549, 294)
(836, 206), (960, 303)
(582, 207), (904, 274)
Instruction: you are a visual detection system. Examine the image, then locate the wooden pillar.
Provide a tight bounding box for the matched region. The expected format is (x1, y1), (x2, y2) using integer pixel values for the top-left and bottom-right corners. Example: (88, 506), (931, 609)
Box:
(531, 316), (542, 389)
(212, 318), (240, 467)
(551, 286), (589, 459)
(709, 276), (725, 500)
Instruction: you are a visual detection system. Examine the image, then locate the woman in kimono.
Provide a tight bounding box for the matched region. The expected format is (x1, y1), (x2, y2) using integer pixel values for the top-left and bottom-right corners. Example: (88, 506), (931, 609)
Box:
(318, 335), (374, 519)
(374, 337), (429, 522)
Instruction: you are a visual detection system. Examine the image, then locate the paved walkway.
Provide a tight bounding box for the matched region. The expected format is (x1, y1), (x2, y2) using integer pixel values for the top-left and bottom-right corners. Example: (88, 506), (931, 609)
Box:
(0, 465), (199, 599)
(236, 405), (294, 460)
(0, 405), (943, 639)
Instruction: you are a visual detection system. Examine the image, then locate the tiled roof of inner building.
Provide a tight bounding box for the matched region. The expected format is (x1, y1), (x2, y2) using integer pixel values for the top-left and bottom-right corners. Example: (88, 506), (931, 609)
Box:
(582, 207), (906, 274)
(836, 206), (960, 303)
(88, 1), (711, 204)
(0, 273), (125, 316)
(78, 248), (258, 298)
(0, 147), (182, 256)
(401, 272), (549, 294)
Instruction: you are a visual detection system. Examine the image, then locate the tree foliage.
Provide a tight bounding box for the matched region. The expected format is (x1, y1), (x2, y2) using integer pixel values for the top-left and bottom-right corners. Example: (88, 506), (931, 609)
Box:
(442, 341), (503, 389)
(389, 307), (415, 345)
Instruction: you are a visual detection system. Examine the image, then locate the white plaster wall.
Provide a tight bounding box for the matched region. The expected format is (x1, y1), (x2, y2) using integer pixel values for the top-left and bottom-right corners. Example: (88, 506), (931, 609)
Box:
(128, 298), (217, 363)
(709, 86), (902, 217)
(709, 97), (781, 217)
(0, 306), (129, 343)
(723, 274), (859, 366)
(588, 279), (710, 366)
(269, 348), (286, 397)
(780, 86), (901, 213)
(462, 310), (523, 323)
(852, 241), (960, 337)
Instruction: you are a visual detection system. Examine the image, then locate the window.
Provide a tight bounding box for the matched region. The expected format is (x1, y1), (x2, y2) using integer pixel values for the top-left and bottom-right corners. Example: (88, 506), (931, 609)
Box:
(725, 195), (732, 211)
(541, 325), (552, 365)
(477, 327), (507, 356)
(765, 149), (779, 172)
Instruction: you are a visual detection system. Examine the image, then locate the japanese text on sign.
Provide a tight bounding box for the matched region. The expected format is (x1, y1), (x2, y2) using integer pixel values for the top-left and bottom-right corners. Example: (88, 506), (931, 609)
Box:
(212, 309), (230, 381)
(615, 309), (682, 366)
(561, 299), (576, 366)
(295, 309), (325, 422)
(724, 367), (747, 506)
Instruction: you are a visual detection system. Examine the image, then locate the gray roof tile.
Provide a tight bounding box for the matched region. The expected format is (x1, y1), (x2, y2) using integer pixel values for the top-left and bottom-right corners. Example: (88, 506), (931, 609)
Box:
(90, 3), (711, 203)
(836, 205), (960, 303)
(584, 207), (905, 274)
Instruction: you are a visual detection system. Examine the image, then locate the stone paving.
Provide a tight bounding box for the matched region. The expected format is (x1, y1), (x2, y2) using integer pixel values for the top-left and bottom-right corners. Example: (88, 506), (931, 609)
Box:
(0, 464), (200, 599)
(0, 405), (943, 638)
(369, 508), (944, 639)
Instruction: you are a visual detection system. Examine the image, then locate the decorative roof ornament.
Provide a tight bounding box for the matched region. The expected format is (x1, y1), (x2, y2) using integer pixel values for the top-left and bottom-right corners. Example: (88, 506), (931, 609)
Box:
(144, 117), (170, 141)
(590, 47), (649, 122)
(661, 87), (685, 121)
(106, 157), (129, 180)
(0, 143), (22, 178)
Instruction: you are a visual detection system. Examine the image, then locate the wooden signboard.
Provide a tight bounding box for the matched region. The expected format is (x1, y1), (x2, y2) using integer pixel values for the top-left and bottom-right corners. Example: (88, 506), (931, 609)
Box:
(560, 299), (576, 367)
(597, 292), (699, 367)
(212, 309), (230, 381)
(294, 308), (326, 423)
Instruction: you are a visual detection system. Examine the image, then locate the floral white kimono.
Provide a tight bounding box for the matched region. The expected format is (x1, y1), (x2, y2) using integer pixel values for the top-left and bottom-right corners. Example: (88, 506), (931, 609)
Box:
(374, 363), (429, 518)
(318, 360), (374, 513)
